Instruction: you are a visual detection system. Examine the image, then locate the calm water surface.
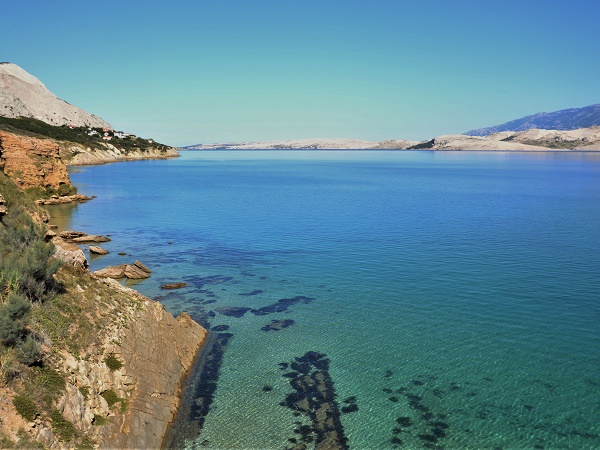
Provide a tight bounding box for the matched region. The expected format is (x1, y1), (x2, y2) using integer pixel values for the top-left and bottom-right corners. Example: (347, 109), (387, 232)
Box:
(53, 151), (600, 449)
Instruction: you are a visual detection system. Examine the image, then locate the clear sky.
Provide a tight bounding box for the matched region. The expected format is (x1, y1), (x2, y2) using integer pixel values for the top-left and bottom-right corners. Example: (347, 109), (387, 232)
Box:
(2, 0), (600, 146)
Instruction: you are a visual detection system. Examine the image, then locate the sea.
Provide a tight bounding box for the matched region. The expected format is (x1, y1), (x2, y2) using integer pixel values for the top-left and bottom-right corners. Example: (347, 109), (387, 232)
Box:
(48, 150), (600, 449)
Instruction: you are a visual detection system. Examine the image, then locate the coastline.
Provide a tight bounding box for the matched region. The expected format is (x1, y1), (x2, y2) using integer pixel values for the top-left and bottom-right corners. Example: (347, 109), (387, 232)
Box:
(42, 154), (207, 449)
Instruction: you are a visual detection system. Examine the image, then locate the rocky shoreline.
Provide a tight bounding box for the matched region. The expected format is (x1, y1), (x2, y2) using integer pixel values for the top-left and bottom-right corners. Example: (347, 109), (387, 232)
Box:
(51, 227), (208, 449)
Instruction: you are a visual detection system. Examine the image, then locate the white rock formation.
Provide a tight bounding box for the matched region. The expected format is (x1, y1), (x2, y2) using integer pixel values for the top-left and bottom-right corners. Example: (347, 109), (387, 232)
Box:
(0, 62), (112, 128)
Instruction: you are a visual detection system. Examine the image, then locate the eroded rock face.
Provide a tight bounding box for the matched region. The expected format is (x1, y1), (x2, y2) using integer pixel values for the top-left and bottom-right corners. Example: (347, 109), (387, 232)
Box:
(0, 130), (73, 191)
(94, 279), (207, 449)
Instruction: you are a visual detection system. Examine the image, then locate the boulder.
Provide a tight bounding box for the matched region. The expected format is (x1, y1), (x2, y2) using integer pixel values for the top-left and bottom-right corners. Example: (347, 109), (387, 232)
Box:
(124, 263), (151, 280)
(72, 234), (111, 243)
(60, 230), (87, 240)
(133, 260), (151, 274)
(94, 265), (127, 279)
(89, 245), (109, 255)
(44, 229), (57, 241)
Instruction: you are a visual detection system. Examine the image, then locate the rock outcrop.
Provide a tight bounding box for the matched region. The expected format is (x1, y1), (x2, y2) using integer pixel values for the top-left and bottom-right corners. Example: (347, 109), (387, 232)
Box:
(52, 237), (89, 271)
(48, 240), (207, 449)
(59, 142), (180, 165)
(94, 261), (152, 280)
(94, 279), (207, 449)
(0, 62), (112, 129)
(0, 130), (73, 191)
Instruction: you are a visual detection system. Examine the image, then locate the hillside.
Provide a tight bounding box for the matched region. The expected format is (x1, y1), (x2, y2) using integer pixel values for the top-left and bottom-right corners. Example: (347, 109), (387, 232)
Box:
(0, 64), (178, 165)
(0, 63), (111, 129)
(0, 116), (178, 165)
(465, 104), (600, 136)
(409, 126), (600, 151)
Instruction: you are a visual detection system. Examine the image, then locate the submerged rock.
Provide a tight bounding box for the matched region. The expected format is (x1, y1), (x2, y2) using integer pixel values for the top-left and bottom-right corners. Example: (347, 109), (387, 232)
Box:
(160, 282), (188, 290)
(215, 306), (251, 318)
(261, 319), (295, 332)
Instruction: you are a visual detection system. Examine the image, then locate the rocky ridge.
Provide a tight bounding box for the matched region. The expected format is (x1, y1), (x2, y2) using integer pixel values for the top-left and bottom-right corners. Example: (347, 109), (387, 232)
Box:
(0, 63), (112, 129)
(465, 103), (600, 136)
(408, 127), (600, 151)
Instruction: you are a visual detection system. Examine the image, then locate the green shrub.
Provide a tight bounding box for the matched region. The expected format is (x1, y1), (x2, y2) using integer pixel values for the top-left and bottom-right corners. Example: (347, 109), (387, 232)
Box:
(50, 410), (77, 442)
(36, 366), (66, 400)
(79, 385), (90, 400)
(13, 394), (38, 422)
(104, 353), (123, 372)
(0, 294), (30, 346)
(101, 389), (120, 408)
(93, 414), (109, 426)
(15, 335), (41, 365)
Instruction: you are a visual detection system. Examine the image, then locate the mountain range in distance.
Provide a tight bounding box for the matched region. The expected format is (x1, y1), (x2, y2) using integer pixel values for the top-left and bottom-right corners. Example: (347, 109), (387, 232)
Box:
(465, 104), (600, 136)
(1, 63), (599, 152)
(187, 104), (600, 151)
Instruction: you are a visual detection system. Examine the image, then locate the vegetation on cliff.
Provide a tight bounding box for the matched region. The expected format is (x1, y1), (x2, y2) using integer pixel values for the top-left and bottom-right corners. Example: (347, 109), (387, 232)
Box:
(0, 116), (172, 156)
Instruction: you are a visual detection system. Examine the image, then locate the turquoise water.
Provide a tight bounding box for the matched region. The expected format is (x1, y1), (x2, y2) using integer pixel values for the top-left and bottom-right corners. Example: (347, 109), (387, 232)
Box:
(54, 151), (600, 449)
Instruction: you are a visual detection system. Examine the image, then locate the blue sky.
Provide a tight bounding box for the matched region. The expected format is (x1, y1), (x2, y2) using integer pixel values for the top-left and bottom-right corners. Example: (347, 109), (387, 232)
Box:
(2, 0), (599, 146)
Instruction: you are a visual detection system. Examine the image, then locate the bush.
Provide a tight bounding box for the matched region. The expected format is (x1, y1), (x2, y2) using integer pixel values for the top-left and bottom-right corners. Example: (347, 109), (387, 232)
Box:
(101, 389), (120, 408)
(36, 366), (66, 400)
(104, 353), (123, 372)
(13, 394), (38, 422)
(0, 294), (30, 346)
(0, 206), (62, 303)
(50, 410), (77, 442)
(15, 336), (41, 365)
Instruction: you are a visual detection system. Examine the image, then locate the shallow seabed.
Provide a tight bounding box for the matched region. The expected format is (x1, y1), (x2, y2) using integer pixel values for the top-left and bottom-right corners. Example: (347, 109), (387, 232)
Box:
(53, 151), (600, 449)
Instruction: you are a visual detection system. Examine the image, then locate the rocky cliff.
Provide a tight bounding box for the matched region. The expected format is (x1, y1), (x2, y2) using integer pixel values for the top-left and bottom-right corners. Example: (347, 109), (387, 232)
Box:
(0, 130), (74, 193)
(0, 63), (112, 129)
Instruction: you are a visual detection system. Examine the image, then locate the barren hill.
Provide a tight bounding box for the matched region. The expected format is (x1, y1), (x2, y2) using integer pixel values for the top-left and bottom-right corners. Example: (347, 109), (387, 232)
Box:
(0, 62), (112, 129)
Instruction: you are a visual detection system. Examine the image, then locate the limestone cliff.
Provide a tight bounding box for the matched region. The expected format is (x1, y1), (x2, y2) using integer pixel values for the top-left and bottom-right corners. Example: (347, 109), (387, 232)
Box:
(60, 141), (179, 165)
(0, 130), (73, 192)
